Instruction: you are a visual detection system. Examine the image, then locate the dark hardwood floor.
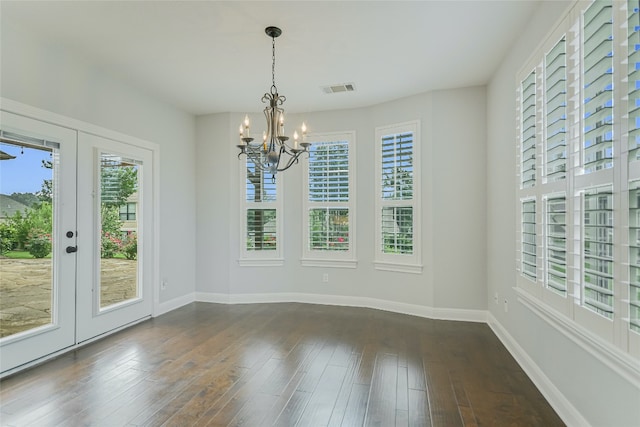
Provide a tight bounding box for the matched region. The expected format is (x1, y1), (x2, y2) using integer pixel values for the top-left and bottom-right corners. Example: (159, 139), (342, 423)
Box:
(0, 302), (564, 426)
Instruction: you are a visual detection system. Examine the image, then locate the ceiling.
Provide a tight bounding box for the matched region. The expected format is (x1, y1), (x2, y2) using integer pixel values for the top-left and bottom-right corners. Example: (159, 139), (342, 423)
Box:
(1, 1), (542, 116)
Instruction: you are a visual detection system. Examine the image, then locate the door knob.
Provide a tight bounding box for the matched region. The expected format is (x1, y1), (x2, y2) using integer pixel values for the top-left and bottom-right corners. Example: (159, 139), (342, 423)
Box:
(66, 246), (78, 253)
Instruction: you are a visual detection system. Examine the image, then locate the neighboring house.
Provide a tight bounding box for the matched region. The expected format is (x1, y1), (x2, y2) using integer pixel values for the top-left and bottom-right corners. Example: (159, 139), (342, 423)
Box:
(118, 191), (137, 234)
(0, 194), (30, 223)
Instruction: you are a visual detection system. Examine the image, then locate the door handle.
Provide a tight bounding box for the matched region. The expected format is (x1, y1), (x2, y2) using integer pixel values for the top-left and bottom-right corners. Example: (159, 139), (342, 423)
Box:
(66, 246), (78, 253)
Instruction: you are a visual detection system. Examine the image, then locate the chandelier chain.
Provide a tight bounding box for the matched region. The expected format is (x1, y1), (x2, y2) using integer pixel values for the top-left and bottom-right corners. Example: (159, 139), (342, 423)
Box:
(271, 35), (277, 95)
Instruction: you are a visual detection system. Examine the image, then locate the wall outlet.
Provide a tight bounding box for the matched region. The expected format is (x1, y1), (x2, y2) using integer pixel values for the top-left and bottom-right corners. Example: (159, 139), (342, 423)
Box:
(322, 273), (329, 283)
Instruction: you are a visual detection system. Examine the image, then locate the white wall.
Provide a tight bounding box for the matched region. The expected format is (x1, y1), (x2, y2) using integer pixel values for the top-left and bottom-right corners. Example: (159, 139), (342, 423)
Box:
(1, 21), (197, 305)
(195, 86), (488, 313)
(487, 1), (639, 426)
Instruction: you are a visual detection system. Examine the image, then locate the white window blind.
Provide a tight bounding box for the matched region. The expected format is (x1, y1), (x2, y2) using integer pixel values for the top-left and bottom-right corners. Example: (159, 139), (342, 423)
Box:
(629, 0), (640, 161)
(308, 140), (349, 252)
(521, 71), (536, 188)
(629, 181), (640, 332)
(381, 132), (414, 254)
(522, 199), (537, 281)
(582, 186), (614, 318)
(302, 132), (356, 267)
(375, 121), (421, 273)
(545, 196), (567, 294)
(240, 153), (282, 263)
(545, 37), (567, 182)
(583, 0), (614, 173)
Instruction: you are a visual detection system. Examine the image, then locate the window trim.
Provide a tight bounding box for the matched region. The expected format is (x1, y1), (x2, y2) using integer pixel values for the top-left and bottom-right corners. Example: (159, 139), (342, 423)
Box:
(301, 131), (357, 268)
(374, 120), (422, 274)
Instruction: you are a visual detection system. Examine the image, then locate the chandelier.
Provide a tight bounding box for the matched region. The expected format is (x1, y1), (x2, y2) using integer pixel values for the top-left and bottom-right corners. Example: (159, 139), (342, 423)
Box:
(237, 26), (309, 180)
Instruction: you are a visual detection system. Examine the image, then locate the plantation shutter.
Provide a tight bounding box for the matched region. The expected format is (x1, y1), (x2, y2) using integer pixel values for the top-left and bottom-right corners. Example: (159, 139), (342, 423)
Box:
(380, 132), (414, 255)
(307, 141), (350, 251)
(546, 196), (567, 294)
(583, 0), (614, 173)
(521, 71), (536, 188)
(583, 187), (614, 318)
(522, 200), (537, 280)
(245, 155), (277, 251)
(545, 37), (567, 181)
(629, 0), (640, 160)
(629, 181), (640, 332)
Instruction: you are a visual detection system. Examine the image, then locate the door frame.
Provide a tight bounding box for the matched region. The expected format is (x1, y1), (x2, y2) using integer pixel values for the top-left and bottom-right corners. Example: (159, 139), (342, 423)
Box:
(0, 98), (160, 377)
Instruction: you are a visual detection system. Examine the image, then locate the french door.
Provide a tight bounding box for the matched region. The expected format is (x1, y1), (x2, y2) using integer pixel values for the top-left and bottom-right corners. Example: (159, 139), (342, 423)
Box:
(0, 112), (154, 374)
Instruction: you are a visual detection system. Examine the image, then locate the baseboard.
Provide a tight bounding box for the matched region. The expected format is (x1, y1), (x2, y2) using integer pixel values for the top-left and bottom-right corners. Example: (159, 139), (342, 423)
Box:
(156, 292), (196, 316)
(193, 291), (487, 323)
(487, 313), (589, 427)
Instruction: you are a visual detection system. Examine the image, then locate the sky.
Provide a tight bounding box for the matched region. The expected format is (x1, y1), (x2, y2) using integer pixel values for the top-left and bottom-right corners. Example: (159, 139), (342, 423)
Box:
(0, 142), (52, 195)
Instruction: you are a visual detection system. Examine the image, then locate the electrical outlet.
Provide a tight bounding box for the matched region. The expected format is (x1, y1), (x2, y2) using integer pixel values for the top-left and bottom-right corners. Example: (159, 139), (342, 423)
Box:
(322, 273), (329, 283)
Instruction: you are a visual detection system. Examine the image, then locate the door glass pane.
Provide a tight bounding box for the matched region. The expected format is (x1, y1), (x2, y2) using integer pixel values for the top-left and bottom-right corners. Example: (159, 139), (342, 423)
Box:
(0, 139), (55, 338)
(99, 153), (140, 309)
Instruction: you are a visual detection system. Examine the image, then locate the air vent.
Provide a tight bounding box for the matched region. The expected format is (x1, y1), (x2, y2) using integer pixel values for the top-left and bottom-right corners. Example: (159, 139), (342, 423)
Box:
(321, 83), (356, 94)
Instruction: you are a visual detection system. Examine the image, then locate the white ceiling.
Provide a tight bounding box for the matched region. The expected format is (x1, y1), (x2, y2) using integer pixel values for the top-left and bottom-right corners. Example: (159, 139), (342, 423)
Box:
(1, 1), (542, 116)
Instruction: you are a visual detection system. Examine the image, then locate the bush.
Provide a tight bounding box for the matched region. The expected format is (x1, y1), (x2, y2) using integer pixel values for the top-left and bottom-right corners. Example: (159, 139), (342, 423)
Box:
(101, 231), (121, 258)
(0, 222), (15, 254)
(121, 233), (137, 260)
(26, 230), (51, 258)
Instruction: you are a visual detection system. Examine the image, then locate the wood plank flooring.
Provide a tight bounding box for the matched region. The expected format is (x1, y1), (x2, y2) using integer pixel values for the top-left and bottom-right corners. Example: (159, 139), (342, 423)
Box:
(0, 302), (565, 426)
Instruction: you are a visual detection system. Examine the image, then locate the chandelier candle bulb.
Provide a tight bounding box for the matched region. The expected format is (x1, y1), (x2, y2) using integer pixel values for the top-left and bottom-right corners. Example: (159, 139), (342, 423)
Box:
(293, 131), (299, 149)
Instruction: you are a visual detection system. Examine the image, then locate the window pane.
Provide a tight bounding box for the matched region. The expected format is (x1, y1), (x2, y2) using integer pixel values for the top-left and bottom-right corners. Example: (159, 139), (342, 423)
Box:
(381, 133), (413, 200)
(583, 187), (614, 318)
(308, 208), (349, 251)
(521, 71), (536, 188)
(546, 196), (567, 294)
(246, 209), (277, 251)
(308, 141), (349, 202)
(246, 154), (276, 203)
(522, 200), (537, 280)
(381, 206), (413, 254)
(583, 0), (614, 173)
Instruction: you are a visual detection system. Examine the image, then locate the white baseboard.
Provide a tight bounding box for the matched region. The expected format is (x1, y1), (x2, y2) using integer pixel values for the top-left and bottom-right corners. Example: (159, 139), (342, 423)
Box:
(487, 313), (589, 427)
(156, 292), (196, 316)
(193, 291), (486, 323)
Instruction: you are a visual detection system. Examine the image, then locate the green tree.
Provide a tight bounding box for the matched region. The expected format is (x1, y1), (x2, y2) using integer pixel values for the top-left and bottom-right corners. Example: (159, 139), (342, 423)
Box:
(101, 165), (137, 207)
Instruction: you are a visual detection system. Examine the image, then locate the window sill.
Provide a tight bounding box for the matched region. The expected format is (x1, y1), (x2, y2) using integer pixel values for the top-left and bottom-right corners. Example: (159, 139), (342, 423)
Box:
(374, 261), (423, 274)
(300, 258), (357, 269)
(237, 258), (284, 267)
(514, 286), (640, 388)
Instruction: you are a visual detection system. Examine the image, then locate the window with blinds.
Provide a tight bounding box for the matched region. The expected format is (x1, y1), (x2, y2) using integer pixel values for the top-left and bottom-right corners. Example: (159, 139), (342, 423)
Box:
(240, 153), (281, 262)
(381, 132), (414, 254)
(302, 132), (355, 266)
(583, 187), (614, 319)
(375, 121), (421, 272)
(629, 0), (640, 161)
(583, 0), (614, 173)
(521, 71), (536, 188)
(545, 196), (567, 294)
(545, 38), (567, 182)
(522, 199), (537, 281)
(307, 140), (350, 252)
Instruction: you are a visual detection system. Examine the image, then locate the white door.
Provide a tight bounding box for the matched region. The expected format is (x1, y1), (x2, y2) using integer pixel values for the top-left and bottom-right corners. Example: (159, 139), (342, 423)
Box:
(76, 133), (153, 342)
(0, 112), (77, 373)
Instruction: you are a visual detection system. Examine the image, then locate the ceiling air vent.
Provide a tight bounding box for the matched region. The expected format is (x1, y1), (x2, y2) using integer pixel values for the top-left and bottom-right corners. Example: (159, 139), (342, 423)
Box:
(321, 83), (356, 94)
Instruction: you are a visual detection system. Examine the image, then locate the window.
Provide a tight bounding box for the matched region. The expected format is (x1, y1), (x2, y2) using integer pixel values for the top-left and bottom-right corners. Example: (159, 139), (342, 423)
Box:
(515, 0), (640, 359)
(302, 132), (355, 267)
(119, 202), (136, 221)
(239, 152), (282, 265)
(375, 121), (421, 273)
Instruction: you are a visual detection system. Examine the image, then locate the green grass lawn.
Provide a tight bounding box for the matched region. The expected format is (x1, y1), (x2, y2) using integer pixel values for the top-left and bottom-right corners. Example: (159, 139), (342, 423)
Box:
(1, 250), (128, 260)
